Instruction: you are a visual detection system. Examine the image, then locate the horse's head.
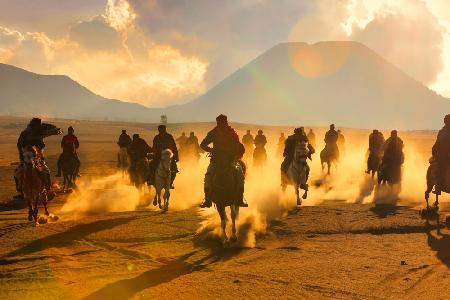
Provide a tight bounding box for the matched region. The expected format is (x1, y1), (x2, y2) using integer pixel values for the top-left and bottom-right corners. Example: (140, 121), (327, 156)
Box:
(41, 123), (62, 137)
(160, 149), (173, 170)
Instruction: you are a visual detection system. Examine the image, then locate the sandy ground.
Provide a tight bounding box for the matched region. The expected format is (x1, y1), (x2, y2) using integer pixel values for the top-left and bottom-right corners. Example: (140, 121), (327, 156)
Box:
(0, 116), (449, 299)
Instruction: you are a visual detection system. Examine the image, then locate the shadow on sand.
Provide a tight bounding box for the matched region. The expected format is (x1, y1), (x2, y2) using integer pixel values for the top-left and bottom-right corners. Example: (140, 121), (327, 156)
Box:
(3, 216), (135, 258)
(369, 204), (399, 218)
(426, 222), (450, 268)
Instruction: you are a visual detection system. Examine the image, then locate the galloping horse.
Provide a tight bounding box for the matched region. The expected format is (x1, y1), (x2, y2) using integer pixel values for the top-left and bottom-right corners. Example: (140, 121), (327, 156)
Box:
(378, 156), (403, 186)
(152, 149), (173, 211)
(367, 151), (382, 178)
(281, 141), (309, 205)
(22, 146), (50, 223)
(117, 147), (129, 176)
(424, 158), (450, 213)
(253, 146), (267, 169)
(211, 159), (244, 245)
(61, 154), (77, 192)
(129, 157), (149, 190)
(320, 145), (339, 175)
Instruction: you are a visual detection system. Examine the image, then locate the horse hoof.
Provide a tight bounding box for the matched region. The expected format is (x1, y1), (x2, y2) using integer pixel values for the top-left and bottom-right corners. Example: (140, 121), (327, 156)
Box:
(297, 199), (302, 206)
(38, 216), (48, 224)
(302, 193), (308, 200)
(152, 199), (158, 207)
(230, 235), (237, 243)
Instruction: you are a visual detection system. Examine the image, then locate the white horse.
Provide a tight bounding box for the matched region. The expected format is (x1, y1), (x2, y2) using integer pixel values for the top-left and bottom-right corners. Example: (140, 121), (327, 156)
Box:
(153, 149), (173, 211)
(281, 141), (310, 205)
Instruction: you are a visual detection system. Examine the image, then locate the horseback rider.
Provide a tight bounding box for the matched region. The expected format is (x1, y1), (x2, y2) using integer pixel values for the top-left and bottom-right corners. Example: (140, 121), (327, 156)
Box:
(149, 125), (179, 188)
(307, 129), (316, 149)
(277, 133), (286, 157)
(127, 134), (152, 168)
(16, 118), (59, 200)
(365, 129), (385, 174)
(185, 131), (202, 159)
(56, 126), (80, 177)
(254, 130), (267, 149)
(281, 127), (314, 177)
(199, 114), (247, 208)
(432, 114), (450, 193)
(176, 132), (188, 158)
(242, 130), (254, 157)
(117, 129), (132, 148)
(323, 124), (339, 160)
(382, 130), (404, 166)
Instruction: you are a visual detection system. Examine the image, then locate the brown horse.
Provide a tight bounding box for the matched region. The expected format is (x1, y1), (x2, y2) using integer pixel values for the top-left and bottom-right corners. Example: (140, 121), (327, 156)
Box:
(22, 146), (50, 223)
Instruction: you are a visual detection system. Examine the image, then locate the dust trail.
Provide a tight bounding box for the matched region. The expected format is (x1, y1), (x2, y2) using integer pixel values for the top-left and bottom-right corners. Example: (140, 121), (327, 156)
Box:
(59, 173), (149, 219)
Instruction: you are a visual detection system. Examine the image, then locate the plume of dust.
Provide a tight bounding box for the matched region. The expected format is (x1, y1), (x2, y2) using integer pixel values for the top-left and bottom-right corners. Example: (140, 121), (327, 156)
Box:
(59, 172), (148, 219)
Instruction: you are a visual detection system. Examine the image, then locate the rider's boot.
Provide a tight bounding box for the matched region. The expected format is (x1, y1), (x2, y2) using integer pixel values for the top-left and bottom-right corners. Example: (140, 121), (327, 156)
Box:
(200, 188), (212, 208)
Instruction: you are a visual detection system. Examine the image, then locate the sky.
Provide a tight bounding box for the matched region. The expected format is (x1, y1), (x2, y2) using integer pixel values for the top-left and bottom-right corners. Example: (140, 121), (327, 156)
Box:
(0, 0), (449, 107)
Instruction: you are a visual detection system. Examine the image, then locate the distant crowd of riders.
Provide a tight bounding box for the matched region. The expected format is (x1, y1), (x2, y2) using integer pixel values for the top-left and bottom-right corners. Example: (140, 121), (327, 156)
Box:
(13, 114), (450, 222)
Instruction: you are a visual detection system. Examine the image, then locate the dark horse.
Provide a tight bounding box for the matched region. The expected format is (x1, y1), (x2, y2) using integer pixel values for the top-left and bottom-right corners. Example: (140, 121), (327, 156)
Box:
(320, 145), (339, 175)
(378, 156), (403, 186)
(61, 154), (78, 192)
(129, 157), (149, 190)
(22, 146), (50, 224)
(253, 146), (267, 169)
(424, 159), (450, 215)
(367, 152), (382, 178)
(211, 159), (244, 245)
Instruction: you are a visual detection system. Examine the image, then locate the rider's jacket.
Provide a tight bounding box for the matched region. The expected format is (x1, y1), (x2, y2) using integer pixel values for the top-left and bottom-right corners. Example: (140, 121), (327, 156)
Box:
(369, 132), (385, 154)
(117, 133), (132, 148)
(242, 133), (254, 146)
(128, 138), (152, 161)
(432, 125), (450, 164)
(383, 137), (404, 164)
(17, 125), (45, 153)
(283, 134), (309, 159)
(324, 129), (338, 145)
(153, 133), (179, 161)
(61, 134), (79, 154)
(254, 134), (267, 148)
(201, 125), (245, 163)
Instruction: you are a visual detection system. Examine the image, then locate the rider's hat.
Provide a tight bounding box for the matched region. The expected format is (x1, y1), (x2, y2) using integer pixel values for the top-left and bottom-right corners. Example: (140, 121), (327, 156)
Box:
(216, 114), (228, 124)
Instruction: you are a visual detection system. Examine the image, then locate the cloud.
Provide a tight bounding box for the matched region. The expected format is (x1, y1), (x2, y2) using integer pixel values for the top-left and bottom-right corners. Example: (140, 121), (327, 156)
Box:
(0, 0), (208, 107)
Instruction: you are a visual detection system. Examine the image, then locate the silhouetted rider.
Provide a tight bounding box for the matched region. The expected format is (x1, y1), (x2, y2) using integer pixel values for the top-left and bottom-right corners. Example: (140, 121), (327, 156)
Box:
(432, 114), (450, 193)
(117, 129), (132, 148)
(56, 126), (80, 177)
(281, 127), (314, 177)
(200, 114), (247, 208)
(149, 125), (179, 188)
(382, 130), (404, 166)
(127, 134), (152, 165)
(365, 129), (385, 173)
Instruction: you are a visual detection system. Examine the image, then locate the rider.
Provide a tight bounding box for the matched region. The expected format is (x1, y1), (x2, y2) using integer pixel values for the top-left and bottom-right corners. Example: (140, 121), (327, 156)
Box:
(117, 129), (132, 167)
(365, 129), (385, 174)
(150, 125), (179, 188)
(127, 133), (152, 169)
(277, 133), (286, 156)
(242, 130), (254, 156)
(382, 130), (404, 166)
(176, 132), (188, 158)
(199, 114), (247, 208)
(307, 129), (316, 150)
(185, 131), (201, 159)
(432, 114), (450, 193)
(281, 127), (314, 179)
(56, 126), (80, 177)
(16, 118), (58, 200)
(324, 124), (340, 161)
(254, 130), (267, 149)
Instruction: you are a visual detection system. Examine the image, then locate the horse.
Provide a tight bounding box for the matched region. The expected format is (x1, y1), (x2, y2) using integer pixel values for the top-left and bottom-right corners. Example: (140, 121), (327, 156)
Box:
(378, 156), (403, 186)
(253, 146), (267, 169)
(424, 158), (450, 213)
(61, 154), (78, 192)
(117, 147), (129, 176)
(22, 146), (50, 223)
(211, 159), (244, 245)
(129, 157), (149, 190)
(320, 145), (339, 175)
(152, 149), (173, 211)
(367, 151), (382, 178)
(281, 141), (309, 205)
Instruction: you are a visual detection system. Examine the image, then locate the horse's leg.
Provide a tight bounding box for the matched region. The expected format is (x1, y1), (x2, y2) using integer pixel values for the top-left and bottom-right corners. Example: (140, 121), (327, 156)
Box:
(33, 194), (39, 224)
(327, 162), (331, 175)
(230, 205), (239, 242)
(218, 205), (228, 244)
(25, 195), (33, 221)
(296, 184), (301, 206)
(43, 192), (49, 216)
(164, 185), (170, 211)
(302, 183), (308, 200)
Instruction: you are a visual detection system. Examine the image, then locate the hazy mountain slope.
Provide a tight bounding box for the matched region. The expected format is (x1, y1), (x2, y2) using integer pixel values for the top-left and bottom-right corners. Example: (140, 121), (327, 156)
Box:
(0, 63), (160, 122)
(162, 42), (449, 129)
